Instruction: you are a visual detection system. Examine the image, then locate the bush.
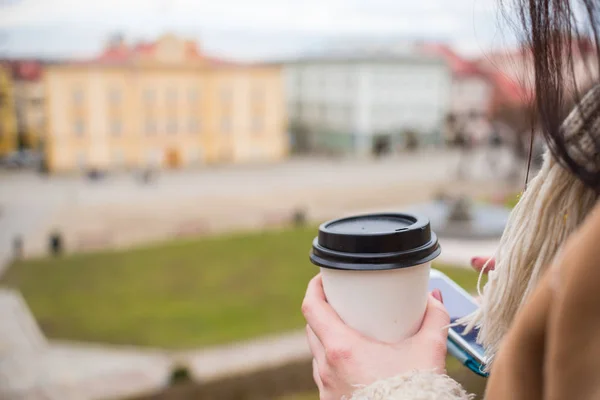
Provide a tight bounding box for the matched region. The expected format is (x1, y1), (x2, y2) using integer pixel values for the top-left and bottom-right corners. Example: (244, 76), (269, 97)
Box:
(170, 365), (192, 385)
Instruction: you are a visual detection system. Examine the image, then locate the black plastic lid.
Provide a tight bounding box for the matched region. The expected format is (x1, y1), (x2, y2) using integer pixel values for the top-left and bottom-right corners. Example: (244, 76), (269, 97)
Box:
(310, 213), (441, 271)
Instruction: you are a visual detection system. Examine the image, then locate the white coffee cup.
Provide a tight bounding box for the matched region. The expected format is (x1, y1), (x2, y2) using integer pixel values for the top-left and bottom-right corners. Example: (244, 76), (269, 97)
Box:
(310, 213), (440, 343)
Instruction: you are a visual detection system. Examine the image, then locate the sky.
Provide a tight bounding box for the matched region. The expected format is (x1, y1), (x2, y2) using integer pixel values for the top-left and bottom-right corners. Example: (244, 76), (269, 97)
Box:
(0, 0), (517, 61)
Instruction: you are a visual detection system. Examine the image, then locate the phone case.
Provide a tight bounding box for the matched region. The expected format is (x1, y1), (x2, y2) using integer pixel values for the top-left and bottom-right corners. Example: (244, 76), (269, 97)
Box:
(447, 339), (489, 378)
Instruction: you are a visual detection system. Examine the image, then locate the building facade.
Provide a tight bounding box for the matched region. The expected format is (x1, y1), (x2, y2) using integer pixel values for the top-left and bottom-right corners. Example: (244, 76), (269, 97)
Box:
(284, 54), (451, 155)
(450, 75), (493, 117)
(420, 44), (495, 116)
(11, 61), (45, 151)
(44, 35), (287, 172)
(0, 65), (17, 157)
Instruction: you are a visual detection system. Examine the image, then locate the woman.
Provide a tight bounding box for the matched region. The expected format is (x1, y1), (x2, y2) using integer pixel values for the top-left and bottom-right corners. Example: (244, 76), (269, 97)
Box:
(302, 0), (600, 398)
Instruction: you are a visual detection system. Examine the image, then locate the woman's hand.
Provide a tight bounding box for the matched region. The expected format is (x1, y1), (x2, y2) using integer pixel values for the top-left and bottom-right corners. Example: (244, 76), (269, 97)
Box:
(301, 274), (450, 400)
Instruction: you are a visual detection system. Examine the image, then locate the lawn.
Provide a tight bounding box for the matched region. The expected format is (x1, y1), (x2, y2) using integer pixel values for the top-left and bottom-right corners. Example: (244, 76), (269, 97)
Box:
(1, 226), (482, 349)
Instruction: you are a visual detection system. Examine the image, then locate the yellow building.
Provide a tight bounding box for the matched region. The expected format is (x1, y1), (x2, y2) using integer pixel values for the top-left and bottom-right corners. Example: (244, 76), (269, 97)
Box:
(44, 35), (288, 173)
(0, 64), (17, 157)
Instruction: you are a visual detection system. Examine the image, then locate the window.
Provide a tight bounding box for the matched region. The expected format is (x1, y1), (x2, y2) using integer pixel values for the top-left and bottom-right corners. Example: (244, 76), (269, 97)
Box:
(167, 87), (178, 105)
(109, 88), (121, 104)
(321, 76), (328, 90)
(221, 86), (232, 103)
(167, 118), (178, 135)
(112, 149), (125, 166)
(346, 73), (354, 88)
(146, 148), (162, 166)
(30, 97), (43, 107)
(187, 147), (202, 164)
(295, 102), (303, 119)
(319, 104), (327, 122)
(220, 117), (231, 134)
(252, 116), (263, 134)
(304, 104), (318, 122)
(145, 119), (157, 135)
(36, 116), (45, 130)
(252, 86), (265, 104)
(188, 117), (200, 134)
(188, 88), (199, 104)
(72, 88), (84, 105)
(144, 88), (155, 104)
(76, 151), (86, 169)
(111, 120), (122, 136)
(343, 105), (353, 123)
(325, 106), (335, 126)
(74, 119), (85, 136)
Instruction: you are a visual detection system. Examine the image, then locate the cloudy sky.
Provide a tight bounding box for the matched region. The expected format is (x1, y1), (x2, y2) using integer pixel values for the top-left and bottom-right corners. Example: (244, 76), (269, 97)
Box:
(0, 0), (517, 60)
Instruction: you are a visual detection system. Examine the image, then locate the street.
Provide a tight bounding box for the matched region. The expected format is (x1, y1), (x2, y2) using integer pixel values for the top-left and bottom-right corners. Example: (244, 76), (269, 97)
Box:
(0, 149), (523, 265)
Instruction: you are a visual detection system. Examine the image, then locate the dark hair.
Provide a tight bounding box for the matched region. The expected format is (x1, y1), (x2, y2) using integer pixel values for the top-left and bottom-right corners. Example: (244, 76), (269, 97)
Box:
(506, 0), (600, 190)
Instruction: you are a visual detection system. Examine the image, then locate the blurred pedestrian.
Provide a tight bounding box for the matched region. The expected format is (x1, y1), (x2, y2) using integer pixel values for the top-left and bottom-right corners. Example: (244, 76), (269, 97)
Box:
(485, 121), (504, 177)
(49, 231), (63, 256)
(454, 121), (473, 180)
(13, 235), (23, 260)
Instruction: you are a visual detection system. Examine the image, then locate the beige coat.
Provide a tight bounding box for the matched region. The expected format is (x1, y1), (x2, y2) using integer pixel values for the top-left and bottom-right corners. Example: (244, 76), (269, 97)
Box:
(351, 201), (600, 400)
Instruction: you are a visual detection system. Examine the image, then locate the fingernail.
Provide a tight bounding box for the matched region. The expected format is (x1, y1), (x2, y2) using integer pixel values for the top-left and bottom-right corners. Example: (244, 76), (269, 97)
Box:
(432, 289), (443, 303)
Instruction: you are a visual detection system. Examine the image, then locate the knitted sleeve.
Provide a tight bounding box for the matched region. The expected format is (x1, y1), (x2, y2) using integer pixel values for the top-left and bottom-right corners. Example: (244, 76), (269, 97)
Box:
(350, 371), (474, 400)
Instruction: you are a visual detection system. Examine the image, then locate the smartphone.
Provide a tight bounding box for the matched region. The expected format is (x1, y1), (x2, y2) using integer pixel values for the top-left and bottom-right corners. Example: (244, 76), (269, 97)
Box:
(429, 269), (488, 377)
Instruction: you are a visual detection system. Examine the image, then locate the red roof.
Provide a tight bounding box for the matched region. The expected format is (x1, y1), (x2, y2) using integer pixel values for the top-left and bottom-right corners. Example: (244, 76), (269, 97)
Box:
(425, 38), (596, 110)
(92, 36), (244, 68)
(6, 60), (43, 81)
(421, 43), (487, 78)
(96, 39), (160, 63)
(490, 71), (531, 105)
(185, 40), (201, 59)
(134, 42), (155, 55)
(97, 46), (131, 63)
(420, 42), (535, 110)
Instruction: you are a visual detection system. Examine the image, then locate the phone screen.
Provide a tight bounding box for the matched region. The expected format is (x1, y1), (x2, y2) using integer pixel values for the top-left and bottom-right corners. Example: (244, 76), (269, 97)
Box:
(428, 276), (485, 359)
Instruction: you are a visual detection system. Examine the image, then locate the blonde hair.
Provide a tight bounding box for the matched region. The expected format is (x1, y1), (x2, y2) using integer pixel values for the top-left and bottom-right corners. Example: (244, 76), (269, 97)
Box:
(463, 87), (600, 366)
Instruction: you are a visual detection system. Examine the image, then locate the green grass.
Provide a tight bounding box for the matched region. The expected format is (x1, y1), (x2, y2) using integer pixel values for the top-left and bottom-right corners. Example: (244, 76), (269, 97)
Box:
(1, 227), (481, 349)
(279, 392), (317, 400)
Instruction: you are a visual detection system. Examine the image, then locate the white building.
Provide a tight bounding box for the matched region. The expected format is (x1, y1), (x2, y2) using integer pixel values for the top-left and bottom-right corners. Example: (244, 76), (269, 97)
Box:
(423, 45), (494, 118)
(284, 53), (452, 155)
(450, 72), (494, 118)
